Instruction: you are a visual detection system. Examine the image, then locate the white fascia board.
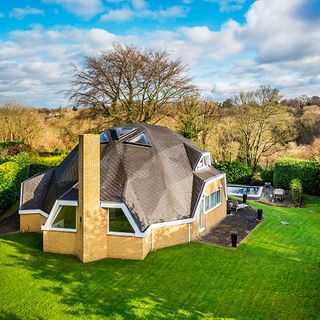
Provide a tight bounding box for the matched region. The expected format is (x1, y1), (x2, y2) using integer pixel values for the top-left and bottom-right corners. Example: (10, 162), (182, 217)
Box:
(148, 217), (195, 230)
(46, 227), (77, 233)
(223, 174), (228, 200)
(107, 231), (140, 238)
(57, 200), (78, 206)
(100, 201), (144, 237)
(19, 182), (23, 209)
(19, 209), (48, 218)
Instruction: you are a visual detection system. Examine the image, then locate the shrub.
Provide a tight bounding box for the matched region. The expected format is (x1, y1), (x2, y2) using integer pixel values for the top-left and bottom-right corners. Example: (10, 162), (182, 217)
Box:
(214, 161), (253, 184)
(29, 154), (66, 177)
(273, 157), (320, 195)
(259, 167), (274, 183)
(290, 179), (303, 207)
(0, 162), (20, 210)
(0, 153), (30, 211)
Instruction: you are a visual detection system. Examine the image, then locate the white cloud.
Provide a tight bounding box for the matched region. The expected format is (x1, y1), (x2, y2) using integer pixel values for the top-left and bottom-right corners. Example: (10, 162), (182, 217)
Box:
(179, 20), (243, 59)
(42, 0), (103, 19)
(100, 7), (133, 22)
(1, 0), (320, 106)
(0, 26), (132, 106)
(157, 6), (188, 18)
(242, 0), (320, 64)
(203, 0), (320, 99)
(206, 0), (246, 12)
(10, 6), (44, 19)
(100, 5), (188, 22)
(132, 0), (146, 10)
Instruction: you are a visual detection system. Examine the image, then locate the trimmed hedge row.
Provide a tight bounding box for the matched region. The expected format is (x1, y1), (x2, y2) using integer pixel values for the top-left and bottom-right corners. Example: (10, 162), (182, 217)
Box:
(29, 154), (66, 177)
(273, 157), (320, 195)
(290, 179), (303, 207)
(0, 153), (30, 211)
(214, 161), (253, 184)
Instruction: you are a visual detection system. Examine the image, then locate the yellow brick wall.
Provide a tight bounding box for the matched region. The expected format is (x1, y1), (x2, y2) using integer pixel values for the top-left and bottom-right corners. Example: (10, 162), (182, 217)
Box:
(43, 230), (78, 255)
(205, 202), (226, 227)
(107, 235), (144, 260)
(190, 176), (227, 239)
(142, 231), (152, 258)
(190, 215), (200, 239)
(20, 214), (46, 233)
(203, 179), (224, 196)
(78, 134), (107, 263)
(153, 223), (189, 250)
(40, 162), (226, 261)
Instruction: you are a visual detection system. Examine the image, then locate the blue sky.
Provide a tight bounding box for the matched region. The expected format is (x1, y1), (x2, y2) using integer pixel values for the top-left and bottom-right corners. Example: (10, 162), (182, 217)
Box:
(0, 0), (319, 107)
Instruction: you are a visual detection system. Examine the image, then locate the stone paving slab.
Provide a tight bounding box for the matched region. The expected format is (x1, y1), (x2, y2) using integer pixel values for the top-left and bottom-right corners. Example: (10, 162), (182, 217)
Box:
(197, 204), (261, 247)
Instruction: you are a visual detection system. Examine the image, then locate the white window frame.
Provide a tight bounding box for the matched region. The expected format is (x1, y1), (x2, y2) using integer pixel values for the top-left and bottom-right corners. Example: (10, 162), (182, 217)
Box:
(195, 152), (211, 171)
(204, 186), (223, 214)
(101, 201), (144, 237)
(42, 200), (78, 232)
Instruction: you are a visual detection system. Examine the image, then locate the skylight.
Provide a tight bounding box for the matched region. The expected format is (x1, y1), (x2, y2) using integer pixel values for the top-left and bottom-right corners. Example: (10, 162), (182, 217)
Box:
(125, 131), (151, 147)
(100, 131), (109, 144)
(112, 126), (137, 140)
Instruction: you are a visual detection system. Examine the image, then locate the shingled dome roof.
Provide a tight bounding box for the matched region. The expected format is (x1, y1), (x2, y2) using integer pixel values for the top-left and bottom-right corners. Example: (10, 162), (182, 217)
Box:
(21, 123), (222, 231)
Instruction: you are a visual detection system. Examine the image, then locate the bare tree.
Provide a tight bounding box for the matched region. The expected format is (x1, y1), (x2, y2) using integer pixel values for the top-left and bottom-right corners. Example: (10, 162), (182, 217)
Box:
(66, 43), (197, 124)
(0, 100), (44, 148)
(231, 86), (296, 170)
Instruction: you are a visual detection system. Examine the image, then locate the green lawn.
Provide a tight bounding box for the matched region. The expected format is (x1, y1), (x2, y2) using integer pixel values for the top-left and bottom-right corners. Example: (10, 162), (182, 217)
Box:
(0, 196), (319, 320)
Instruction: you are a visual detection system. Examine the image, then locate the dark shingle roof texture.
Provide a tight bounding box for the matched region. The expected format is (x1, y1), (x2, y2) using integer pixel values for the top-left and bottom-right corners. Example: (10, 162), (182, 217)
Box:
(21, 123), (222, 231)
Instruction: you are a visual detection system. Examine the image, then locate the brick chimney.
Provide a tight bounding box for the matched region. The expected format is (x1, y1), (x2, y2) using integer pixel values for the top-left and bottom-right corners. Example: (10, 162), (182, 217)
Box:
(77, 134), (106, 262)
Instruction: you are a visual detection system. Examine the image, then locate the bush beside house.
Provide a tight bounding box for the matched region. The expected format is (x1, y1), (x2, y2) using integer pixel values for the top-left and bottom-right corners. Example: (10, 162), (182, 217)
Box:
(214, 161), (253, 184)
(273, 157), (320, 195)
(29, 154), (66, 177)
(0, 153), (30, 211)
(290, 179), (303, 206)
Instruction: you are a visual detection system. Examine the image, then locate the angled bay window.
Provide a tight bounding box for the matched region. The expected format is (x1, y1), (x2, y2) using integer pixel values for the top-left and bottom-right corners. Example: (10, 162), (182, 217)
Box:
(108, 207), (134, 233)
(52, 206), (76, 230)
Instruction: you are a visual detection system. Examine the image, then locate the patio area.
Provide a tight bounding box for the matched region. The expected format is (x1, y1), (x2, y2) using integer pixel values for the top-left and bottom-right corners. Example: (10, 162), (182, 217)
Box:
(198, 201), (261, 247)
(258, 186), (292, 207)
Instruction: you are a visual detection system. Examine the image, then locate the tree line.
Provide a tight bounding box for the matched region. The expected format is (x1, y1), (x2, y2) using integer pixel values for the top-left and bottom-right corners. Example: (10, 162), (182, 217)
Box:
(1, 43), (319, 171)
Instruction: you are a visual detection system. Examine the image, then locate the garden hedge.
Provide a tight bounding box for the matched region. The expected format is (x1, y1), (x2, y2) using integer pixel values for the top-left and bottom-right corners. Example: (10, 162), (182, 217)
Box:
(29, 154), (66, 177)
(214, 161), (253, 184)
(273, 157), (320, 195)
(290, 179), (303, 207)
(0, 153), (30, 211)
